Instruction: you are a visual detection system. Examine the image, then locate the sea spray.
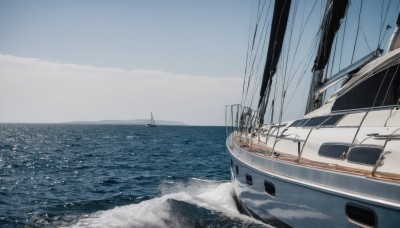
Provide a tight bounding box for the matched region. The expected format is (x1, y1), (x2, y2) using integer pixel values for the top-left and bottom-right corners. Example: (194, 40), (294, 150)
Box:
(69, 179), (266, 228)
(0, 124), (267, 227)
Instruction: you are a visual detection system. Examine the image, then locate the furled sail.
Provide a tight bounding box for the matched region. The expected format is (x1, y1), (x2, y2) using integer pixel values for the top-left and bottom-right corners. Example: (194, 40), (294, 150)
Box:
(305, 0), (349, 114)
(257, 0), (291, 125)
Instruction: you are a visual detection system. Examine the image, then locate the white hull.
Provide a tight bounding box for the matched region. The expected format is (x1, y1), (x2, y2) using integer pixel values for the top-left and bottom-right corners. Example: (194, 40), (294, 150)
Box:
(227, 134), (400, 227)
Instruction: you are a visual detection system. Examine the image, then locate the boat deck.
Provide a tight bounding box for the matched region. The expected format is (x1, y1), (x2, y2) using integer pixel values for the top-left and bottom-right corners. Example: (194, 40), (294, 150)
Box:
(235, 134), (400, 183)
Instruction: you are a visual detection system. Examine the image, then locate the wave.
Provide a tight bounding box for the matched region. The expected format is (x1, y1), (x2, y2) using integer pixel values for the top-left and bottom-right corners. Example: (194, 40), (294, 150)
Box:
(67, 178), (267, 228)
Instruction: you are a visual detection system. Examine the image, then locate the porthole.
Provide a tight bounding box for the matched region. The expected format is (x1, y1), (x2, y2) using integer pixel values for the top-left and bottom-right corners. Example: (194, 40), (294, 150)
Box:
(245, 173), (253, 186)
(264, 180), (276, 196)
(347, 146), (382, 166)
(319, 143), (349, 159)
(346, 203), (376, 227)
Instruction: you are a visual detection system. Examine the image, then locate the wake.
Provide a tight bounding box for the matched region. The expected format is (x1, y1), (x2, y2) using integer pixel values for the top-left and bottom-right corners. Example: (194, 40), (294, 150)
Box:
(68, 178), (267, 228)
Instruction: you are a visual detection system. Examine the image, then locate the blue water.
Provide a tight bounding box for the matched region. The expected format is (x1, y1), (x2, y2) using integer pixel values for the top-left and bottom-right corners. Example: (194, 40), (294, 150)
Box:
(0, 124), (265, 227)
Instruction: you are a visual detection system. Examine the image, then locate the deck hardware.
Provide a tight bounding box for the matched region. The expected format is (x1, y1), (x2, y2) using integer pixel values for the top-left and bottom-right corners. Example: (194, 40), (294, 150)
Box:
(372, 150), (391, 176)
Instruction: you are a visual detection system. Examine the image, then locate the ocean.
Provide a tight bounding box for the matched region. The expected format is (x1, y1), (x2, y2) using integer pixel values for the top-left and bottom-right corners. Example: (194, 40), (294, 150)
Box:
(0, 124), (266, 227)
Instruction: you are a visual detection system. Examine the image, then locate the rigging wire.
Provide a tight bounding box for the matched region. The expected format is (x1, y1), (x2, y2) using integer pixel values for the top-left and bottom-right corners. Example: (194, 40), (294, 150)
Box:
(338, 9), (347, 71)
(244, 1), (272, 109)
(378, 0), (391, 47)
(277, 0), (299, 125)
(379, 0), (398, 48)
(289, 0), (318, 84)
(351, 0), (371, 52)
(378, 0), (387, 47)
(243, 0), (263, 105)
(329, 31), (339, 81)
(283, 32), (320, 114)
(283, 0), (319, 112)
(243, 0), (271, 108)
(247, 1), (273, 108)
(350, 0), (364, 64)
(266, 0), (296, 124)
(241, 0), (257, 107)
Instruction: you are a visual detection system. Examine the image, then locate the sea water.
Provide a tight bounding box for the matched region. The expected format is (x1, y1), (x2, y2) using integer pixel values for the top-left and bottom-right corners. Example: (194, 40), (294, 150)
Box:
(0, 124), (267, 227)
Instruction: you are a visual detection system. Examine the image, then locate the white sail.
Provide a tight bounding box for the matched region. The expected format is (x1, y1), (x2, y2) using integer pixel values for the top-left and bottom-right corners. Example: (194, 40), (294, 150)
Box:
(146, 112), (156, 127)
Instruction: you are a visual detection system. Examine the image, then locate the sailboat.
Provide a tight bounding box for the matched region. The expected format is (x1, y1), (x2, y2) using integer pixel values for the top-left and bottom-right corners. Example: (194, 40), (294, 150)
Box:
(146, 112), (156, 127)
(226, 0), (400, 227)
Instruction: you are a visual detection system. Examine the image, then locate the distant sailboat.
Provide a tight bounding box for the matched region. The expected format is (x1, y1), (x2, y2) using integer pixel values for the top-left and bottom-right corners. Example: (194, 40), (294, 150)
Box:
(146, 112), (156, 127)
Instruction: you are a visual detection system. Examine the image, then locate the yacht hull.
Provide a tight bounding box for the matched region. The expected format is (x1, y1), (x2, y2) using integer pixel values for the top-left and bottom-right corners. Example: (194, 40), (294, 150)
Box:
(227, 134), (400, 227)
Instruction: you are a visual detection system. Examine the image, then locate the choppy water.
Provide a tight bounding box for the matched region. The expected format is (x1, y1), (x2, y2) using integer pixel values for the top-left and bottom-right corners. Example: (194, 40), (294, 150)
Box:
(0, 124), (266, 227)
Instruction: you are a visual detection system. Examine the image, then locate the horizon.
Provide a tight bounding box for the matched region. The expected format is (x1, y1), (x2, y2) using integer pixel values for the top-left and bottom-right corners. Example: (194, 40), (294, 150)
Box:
(0, 0), (250, 126)
(0, 119), (227, 127)
(1, 1), (399, 125)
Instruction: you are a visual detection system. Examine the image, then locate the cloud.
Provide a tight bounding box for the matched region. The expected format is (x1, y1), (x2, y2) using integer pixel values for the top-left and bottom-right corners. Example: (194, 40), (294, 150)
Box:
(0, 55), (242, 125)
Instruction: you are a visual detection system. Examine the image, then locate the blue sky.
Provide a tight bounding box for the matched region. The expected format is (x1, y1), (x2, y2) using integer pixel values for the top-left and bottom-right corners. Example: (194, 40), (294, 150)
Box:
(0, 0), (252, 76)
(0, 0), (253, 125)
(0, 0), (399, 125)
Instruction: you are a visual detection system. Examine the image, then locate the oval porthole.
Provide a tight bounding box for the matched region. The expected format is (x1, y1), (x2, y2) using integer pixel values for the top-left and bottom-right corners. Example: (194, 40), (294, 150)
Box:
(346, 203), (376, 227)
(264, 180), (276, 196)
(245, 173), (253, 186)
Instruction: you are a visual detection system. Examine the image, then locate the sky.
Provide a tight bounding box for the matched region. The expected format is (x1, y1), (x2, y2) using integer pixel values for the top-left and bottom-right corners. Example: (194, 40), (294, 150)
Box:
(0, 0), (252, 126)
(239, 0), (400, 123)
(0, 0), (399, 126)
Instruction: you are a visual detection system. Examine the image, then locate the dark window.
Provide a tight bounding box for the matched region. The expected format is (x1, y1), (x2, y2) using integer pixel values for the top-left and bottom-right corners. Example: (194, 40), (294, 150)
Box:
(320, 114), (346, 126)
(346, 203), (376, 227)
(319, 143), (349, 159)
(303, 116), (331, 127)
(236, 165), (239, 175)
(333, 64), (400, 111)
(290, 118), (310, 127)
(347, 146), (382, 166)
(230, 159), (233, 168)
(245, 173), (253, 186)
(264, 180), (276, 196)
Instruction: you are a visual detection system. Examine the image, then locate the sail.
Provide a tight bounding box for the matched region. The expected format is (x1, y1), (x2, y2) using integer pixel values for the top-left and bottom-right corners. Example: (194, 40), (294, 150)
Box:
(313, 0), (349, 71)
(147, 112), (156, 127)
(257, 0), (291, 124)
(151, 113), (156, 125)
(305, 0), (349, 113)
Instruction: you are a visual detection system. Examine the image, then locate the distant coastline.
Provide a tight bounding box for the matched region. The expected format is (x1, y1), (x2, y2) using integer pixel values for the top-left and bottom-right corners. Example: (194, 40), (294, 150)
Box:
(64, 119), (186, 126)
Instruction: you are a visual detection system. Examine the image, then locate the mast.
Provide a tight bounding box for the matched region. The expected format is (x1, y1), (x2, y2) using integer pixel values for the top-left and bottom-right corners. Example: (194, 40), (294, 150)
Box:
(257, 0), (292, 125)
(305, 0), (349, 114)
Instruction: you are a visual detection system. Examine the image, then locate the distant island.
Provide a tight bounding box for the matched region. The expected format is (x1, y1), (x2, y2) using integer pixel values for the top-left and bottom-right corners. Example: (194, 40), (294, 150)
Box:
(64, 119), (186, 126)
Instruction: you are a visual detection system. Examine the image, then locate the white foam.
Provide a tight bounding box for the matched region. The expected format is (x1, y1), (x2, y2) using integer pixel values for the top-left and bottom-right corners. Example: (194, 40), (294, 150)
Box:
(68, 179), (264, 228)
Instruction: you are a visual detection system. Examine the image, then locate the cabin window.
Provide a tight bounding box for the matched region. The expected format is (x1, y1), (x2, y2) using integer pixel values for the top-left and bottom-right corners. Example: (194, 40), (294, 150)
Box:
(245, 173), (253, 186)
(347, 146), (382, 166)
(333, 63), (400, 111)
(264, 180), (276, 196)
(303, 116), (331, 127)
(318, 143), (349, 159)
(320, 114), (346, 126)
(290, 118), (310, 127)
(346, 203), (376, 227)
(236, 165), (239, 175)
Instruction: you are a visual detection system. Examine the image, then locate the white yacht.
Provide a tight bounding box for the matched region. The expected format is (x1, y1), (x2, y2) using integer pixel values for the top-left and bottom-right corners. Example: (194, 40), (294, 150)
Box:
(226, 0), (400, 227)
